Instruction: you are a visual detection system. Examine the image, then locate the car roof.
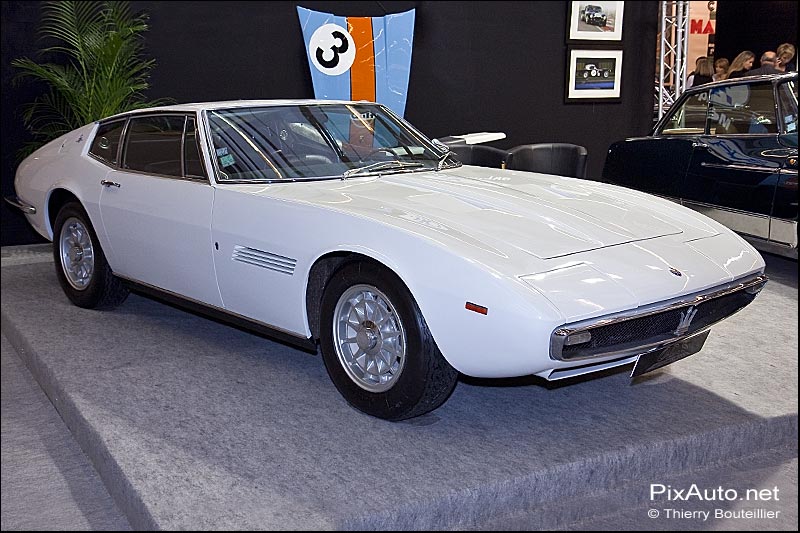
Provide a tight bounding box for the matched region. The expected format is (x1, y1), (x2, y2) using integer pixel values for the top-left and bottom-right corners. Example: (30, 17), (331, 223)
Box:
(101, 99), (375, 121)
(683, 71), (797, 94)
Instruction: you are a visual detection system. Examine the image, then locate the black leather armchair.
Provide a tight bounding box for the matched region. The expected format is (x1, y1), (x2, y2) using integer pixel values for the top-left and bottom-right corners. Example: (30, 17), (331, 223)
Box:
(448, 144), (507, 168)
(505, 143), (588, 178)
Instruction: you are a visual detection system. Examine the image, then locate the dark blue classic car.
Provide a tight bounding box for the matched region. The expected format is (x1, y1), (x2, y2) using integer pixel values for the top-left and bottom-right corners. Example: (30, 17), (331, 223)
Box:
(603, 73), (798, 259)
(580, 5), (607, 26)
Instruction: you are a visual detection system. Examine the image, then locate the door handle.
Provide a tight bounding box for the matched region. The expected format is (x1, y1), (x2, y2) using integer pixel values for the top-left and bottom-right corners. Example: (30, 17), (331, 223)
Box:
(691, 142), (709, 149)
(100, 179), (121, 188)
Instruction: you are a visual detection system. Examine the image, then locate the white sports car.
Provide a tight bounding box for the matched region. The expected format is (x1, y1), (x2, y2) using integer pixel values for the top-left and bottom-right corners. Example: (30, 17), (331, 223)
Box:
(8, 100), (767, 420)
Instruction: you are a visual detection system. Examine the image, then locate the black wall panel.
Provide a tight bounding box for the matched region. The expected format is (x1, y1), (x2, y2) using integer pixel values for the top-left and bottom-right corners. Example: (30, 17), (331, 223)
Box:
(2, 1), (659, 246)
(2, 1), (47, 246)
(713, 1), (797, 69)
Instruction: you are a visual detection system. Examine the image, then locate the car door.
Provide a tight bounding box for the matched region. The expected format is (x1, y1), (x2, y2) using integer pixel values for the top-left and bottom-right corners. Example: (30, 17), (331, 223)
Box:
(99, 114), (222, 307)
(603, 91), (709, 199)
(204, 106), (313, 335)
(680, 81), (783, 240)
(770, 79), (799, 248)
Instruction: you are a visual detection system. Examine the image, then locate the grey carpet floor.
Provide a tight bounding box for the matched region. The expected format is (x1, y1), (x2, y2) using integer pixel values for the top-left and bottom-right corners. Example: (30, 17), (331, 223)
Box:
(1, 333), (131, 530)
(1, 245), (797, 530)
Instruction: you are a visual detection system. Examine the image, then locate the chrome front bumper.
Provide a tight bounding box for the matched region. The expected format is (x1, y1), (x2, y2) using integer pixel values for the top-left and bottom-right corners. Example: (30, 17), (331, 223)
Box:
(4, 195), (37, 215)
(550, 273), (768, 362)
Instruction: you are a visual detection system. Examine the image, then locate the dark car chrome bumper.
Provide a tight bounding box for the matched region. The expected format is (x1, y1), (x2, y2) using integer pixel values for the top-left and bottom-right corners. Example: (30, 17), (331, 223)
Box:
(550, 273), (768, 362)
(4, 195), (36, 215)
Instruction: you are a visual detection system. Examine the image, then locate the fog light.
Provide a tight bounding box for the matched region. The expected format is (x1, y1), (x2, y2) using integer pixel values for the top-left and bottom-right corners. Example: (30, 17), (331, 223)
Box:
(564, 331), (592, 346)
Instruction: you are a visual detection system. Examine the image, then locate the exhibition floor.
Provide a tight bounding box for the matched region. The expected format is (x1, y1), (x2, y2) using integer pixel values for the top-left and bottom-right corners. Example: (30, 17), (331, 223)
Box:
(1, 244), (797, 530)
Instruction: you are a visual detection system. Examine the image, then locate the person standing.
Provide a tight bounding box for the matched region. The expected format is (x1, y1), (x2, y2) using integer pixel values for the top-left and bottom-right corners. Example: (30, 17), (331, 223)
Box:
(686, 56), (707, 87)
(713, 58), (730, 81)
(724, 51), (755, 79)
(691, 58), (714, 86)
(747, 51), (782, 76)
(776, 43), (796, 72)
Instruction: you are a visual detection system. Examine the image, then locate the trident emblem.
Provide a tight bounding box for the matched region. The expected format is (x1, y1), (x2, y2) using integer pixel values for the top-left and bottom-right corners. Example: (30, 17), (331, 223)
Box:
(675, 306), (698, 336)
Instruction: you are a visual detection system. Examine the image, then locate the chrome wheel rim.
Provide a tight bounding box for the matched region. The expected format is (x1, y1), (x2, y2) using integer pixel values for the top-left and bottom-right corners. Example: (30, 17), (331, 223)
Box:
(333, 284), (406, 392)
(59, 217), (95, 291)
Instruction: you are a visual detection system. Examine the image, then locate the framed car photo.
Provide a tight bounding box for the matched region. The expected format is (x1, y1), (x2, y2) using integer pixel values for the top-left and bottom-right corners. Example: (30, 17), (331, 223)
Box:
(566, 48), (623, 101)
(568, 1), (625, 41)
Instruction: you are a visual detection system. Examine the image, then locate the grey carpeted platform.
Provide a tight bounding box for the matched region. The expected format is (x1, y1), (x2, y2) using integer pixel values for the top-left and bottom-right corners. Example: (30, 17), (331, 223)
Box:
(1, 251), (797, 530)
(1, 332), (131, 531)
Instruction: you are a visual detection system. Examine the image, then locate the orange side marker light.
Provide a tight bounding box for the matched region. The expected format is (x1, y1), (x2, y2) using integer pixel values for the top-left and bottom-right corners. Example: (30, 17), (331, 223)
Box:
(465, 302), (488, 315)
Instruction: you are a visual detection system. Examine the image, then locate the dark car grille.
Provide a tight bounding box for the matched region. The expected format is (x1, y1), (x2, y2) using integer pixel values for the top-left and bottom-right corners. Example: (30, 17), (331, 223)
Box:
(553, 276), (765, 361)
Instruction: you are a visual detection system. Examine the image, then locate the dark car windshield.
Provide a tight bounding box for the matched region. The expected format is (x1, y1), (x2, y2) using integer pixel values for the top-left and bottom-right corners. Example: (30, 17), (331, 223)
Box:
(586, 6), (602, 12)
(206, 103), (453, 182)
(660, 78), (799, 136)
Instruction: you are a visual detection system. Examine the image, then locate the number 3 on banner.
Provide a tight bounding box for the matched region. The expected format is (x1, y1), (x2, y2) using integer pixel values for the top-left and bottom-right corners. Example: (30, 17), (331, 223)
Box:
(309, 23), (356, 76)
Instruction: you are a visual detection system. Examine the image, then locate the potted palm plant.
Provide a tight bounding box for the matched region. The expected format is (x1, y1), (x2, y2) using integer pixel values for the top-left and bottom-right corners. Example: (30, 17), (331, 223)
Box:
(12, 0), (168, 156)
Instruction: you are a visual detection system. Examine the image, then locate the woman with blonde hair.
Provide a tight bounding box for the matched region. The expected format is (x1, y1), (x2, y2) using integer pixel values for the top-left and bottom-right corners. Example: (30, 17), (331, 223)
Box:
(724, 51), (755, 79)
(776, 43), (796, 72)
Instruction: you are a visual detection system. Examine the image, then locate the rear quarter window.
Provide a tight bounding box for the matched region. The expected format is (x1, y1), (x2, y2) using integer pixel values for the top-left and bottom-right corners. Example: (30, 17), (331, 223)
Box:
(89, 120), (126, 165)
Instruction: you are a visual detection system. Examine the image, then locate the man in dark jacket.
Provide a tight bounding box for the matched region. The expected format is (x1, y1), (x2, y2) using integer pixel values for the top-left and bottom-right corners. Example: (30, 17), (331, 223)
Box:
(746, 51), (782, 76)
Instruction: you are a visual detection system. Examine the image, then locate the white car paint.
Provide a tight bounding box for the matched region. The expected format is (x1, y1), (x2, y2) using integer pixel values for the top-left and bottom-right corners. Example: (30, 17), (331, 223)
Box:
(12, 100), (766, 381)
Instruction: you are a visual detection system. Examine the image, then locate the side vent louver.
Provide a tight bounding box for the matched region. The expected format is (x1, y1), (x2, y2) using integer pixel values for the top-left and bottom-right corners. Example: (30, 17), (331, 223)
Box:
(232, 246), (296, 275)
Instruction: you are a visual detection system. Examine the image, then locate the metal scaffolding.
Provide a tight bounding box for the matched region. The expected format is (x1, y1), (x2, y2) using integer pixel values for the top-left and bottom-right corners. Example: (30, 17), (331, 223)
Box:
(657, 0), (690, 119)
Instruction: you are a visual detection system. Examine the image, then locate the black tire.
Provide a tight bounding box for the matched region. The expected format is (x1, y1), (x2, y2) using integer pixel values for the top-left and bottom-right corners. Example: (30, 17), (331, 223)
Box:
(52, 202), (129, 309)
(319, 261), (458, 421)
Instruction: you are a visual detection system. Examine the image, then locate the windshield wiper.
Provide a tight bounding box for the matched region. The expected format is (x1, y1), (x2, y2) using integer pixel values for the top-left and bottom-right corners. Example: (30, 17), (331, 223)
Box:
(437, 150), (462, 171)
(343, 160), (425, 178)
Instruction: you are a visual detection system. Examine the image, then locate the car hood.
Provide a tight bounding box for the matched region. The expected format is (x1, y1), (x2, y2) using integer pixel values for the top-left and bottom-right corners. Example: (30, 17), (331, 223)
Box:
(260, 165), (720, 261)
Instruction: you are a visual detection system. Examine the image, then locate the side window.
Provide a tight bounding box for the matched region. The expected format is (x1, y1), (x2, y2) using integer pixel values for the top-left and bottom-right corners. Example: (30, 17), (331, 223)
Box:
(184, 118), (206, 179)
(89, 120), (125, 165)
(123, 115), (186, 177)
(709, 82), (777, 135)
(661, 92), (709, 135)
(776, 80), (798, 134)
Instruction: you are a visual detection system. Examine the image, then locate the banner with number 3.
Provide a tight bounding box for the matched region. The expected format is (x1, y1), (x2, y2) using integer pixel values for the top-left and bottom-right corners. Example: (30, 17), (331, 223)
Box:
(297, 7), (415, 117)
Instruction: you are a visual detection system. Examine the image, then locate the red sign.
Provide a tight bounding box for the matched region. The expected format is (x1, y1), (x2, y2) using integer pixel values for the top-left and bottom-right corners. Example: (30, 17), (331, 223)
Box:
(690, 19), (715, 34)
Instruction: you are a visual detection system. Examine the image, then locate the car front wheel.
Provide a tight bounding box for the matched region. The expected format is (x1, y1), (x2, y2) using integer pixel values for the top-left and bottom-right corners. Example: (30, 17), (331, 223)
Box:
(319, 260), (458, 420)
(53, 202), (129, 309)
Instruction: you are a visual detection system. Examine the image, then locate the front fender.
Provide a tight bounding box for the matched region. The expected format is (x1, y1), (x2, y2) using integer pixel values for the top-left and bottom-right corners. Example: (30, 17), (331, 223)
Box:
(302, 231), (565, 378)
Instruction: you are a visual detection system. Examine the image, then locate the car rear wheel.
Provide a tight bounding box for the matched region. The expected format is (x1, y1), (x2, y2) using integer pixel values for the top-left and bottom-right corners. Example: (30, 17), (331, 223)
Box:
(53, 202), (129, 309)
(319, 260), (458, 421)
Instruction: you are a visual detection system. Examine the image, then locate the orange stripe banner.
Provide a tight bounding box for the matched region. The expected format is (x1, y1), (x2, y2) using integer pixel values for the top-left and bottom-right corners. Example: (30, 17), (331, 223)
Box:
(347, 17), (376, 102)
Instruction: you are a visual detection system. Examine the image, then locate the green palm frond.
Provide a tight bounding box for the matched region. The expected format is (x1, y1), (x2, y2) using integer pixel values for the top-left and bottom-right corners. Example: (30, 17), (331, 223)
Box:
(12, 0), (170, 156)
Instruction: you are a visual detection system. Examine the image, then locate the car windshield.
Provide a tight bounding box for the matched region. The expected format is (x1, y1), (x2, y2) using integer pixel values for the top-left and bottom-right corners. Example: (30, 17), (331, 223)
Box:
(586, 6), (601, 12)
(206, 103), (455, 182)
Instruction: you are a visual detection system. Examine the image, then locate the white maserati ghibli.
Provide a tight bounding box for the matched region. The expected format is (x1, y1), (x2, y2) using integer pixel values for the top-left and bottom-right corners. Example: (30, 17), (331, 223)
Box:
(8, 100), (767, 420)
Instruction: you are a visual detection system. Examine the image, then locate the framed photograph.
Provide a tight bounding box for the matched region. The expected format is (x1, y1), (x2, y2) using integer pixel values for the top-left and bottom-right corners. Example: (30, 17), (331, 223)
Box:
(568, 1), (625, 41)
(566, 48), (623, 101)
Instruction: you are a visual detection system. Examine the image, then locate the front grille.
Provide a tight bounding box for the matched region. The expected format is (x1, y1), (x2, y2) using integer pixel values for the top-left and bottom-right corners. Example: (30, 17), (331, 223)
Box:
(554, 276), (764, 361)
